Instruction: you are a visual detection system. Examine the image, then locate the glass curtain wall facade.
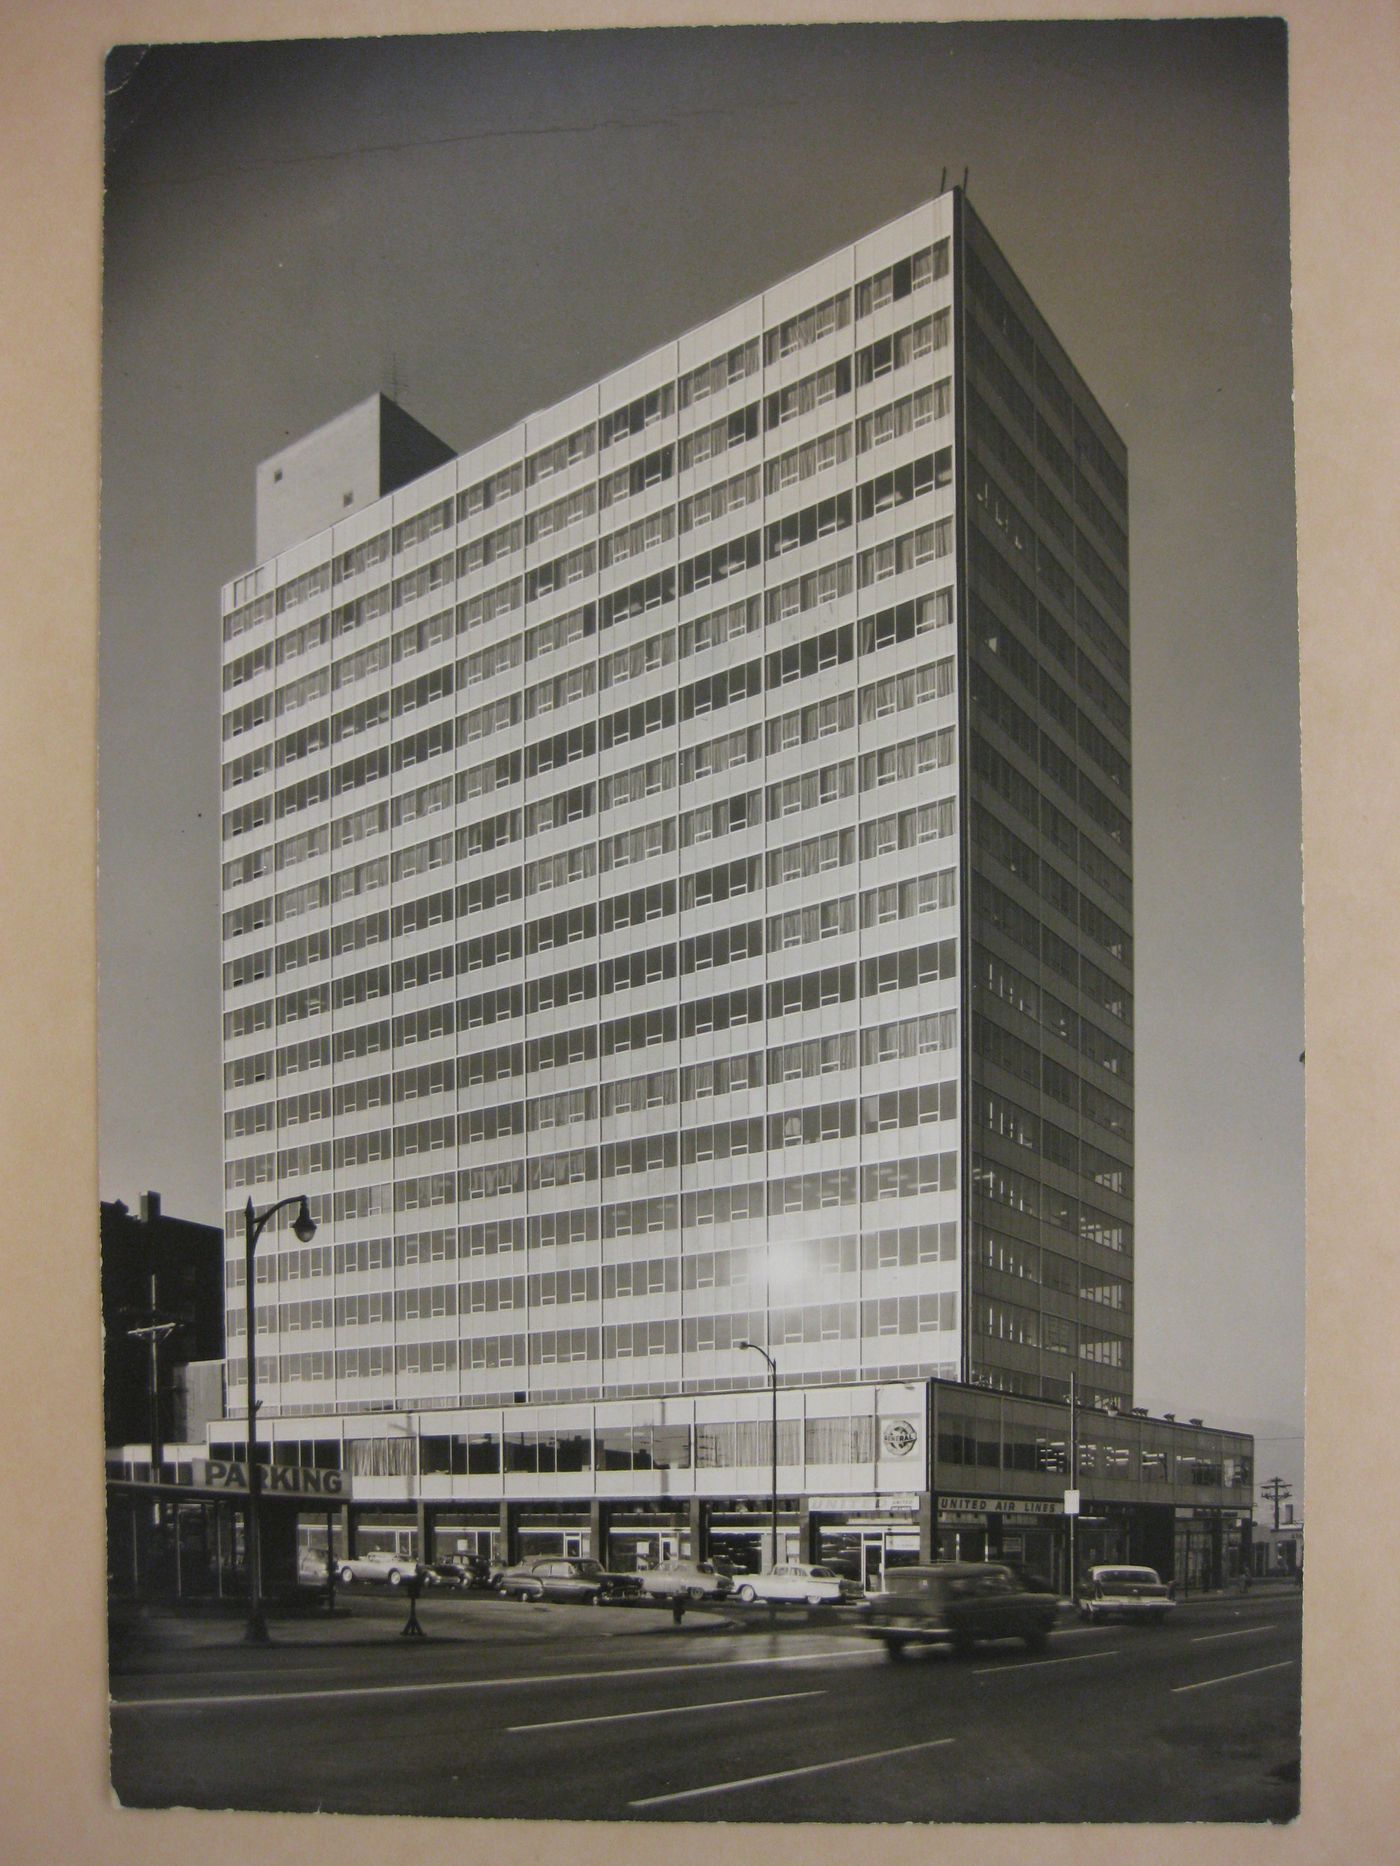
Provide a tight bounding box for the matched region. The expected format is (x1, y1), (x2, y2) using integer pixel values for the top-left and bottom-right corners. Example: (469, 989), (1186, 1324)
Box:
(958, 204), (1134, 1407)
(217, 191), (1129, 1438)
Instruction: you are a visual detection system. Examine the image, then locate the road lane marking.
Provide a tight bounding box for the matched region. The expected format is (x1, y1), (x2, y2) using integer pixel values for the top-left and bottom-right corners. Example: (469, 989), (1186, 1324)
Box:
(971, 1648), (1122, 1675)
(629, 1736), (957, 1808)
(1191, 1625), (1277, 1643)
(1172, 1660), (1296, 1694)
(110, 1645), (876, 1712)
(508, 1688), (824, 1732)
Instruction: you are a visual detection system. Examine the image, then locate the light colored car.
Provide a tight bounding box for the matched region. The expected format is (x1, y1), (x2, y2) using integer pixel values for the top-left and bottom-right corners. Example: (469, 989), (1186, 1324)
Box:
(1076, 1564), (1174, 1624)
(732, 1563), (863, 1606)
(637, 1558), (733, 1602)
(335, 1550), (424, 1588)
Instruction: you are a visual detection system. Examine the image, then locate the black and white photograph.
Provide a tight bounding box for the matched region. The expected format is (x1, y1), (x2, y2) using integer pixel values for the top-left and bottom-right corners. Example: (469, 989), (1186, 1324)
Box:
(92, 18), (1308, 1825)
(22, 6), (1400, 1849)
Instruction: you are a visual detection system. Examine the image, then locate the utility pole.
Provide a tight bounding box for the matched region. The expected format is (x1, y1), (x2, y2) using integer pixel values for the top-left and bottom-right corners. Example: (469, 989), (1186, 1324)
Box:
(1259, 1475), (1292, 1532)
(127, 1273), (178, 1476)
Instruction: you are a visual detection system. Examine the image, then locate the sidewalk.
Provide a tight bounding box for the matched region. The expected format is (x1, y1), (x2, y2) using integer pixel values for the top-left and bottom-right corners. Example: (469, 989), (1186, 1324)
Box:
(107, 1592), (743, 1653)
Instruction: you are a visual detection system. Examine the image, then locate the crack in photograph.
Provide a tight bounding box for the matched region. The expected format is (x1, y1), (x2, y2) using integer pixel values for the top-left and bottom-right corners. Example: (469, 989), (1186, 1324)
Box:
(99, 19), (1304, 1824)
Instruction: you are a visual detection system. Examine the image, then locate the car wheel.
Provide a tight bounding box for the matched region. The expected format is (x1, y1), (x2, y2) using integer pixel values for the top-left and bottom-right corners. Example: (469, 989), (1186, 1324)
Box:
(338, 1567), (354, 1586)
(951, 1630), (976, 1659)
(808, 1594), (826, 1607)
(1023, 1626), (1050, 1655)
(388, 1570), (404, 1586)
(738, 1584), (757, 1604)
(686, 1586), (706, 1601)
(1150, 1610), (1170, 1626)
(1076, 1603), (1094, 1622)
(882, 1636), (906, 1663)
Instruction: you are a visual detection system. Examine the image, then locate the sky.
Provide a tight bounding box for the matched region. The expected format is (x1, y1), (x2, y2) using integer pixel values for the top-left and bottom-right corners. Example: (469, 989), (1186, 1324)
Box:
(97, 21), (1303, 1480)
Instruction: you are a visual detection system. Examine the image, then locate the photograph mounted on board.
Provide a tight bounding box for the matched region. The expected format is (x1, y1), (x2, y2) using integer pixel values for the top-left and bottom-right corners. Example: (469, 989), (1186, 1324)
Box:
(99, 20), (1303, 1822)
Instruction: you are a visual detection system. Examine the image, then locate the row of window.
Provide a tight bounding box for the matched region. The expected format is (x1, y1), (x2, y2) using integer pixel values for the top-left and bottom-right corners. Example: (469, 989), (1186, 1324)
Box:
(972, 802), (1129, 969)
(974, 1085), (1130, 1203)
(969, 1156), (1130, 1254)
(975, 948), (1132, 1081)
(975, 1225), (1128, 1306)
(421, 1413), (884, 1476)
(233, 539), (946, 770)
(244, 1252), (960, 1330)
(226, 624), (956, 842)
(230, 605), (955, 860)
(972, 735), (1130, 915)
(233, 1083), (960, 1170)
(227, 856), (956, 1039)
(226, 773), (957, 948)
(233, 1290), (959, 1378)
(228, 1221), (957, 1292)
(239, 1138), (959, 1210)
(238, 932), (958, 1047)
(231, 700), (953, 904)
(974, 878), (1129, 1028)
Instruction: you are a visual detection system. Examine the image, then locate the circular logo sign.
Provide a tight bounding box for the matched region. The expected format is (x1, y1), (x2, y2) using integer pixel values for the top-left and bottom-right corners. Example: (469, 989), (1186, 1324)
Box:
(882, 1418), (918, 1457)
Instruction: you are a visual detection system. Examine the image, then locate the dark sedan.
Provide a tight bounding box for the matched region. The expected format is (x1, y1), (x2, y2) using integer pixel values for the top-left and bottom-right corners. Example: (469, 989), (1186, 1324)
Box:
(862, 1561), (1059, 1660)
(495, 1557), (644, 1603)
(424, 1553), (492, 1589)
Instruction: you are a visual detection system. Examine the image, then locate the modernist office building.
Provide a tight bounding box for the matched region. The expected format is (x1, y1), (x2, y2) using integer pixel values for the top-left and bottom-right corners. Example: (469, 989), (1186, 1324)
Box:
(213, 191), (1250, 1583)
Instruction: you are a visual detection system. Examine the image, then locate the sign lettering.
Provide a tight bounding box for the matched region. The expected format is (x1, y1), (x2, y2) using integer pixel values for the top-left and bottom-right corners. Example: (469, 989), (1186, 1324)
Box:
(194, 1459), (349, 1500)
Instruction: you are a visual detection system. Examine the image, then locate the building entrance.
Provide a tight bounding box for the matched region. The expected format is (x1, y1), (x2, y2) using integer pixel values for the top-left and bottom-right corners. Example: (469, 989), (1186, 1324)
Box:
(819, 1526), (919, 1588)
(608, 1528), (680, 1571)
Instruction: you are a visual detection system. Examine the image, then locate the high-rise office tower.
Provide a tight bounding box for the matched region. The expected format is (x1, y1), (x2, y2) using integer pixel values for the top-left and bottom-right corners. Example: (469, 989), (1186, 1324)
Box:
(218, 189), (1133, 1482)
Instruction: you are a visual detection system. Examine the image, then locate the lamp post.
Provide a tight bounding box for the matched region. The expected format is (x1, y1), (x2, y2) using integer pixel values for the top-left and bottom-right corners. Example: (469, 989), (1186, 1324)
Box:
(735, 1340), (779, 1573)
(243, 1193), (317, 1644)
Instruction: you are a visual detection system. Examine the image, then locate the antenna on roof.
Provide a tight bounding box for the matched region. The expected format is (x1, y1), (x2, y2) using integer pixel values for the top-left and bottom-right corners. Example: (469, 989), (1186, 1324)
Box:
(962, 166), (970, 195)
(385, 353), (410, 408)
(939, 166), (948, 194)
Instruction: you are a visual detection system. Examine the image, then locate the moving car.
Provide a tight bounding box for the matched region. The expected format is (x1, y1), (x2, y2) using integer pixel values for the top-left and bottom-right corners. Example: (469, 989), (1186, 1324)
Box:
(1076, 1564), (1174, 1624)
(731, 1563), (863, 1606)
(636, 1558), (733, 1602)
(862, 1561), (1059, 1660)
(495, 1557), (643, 1603)
(335, 1550), (424, 1587)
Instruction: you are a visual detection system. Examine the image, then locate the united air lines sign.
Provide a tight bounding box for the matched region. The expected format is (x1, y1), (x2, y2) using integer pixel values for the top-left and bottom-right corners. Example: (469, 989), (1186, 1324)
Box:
(195, 1459), (351, 1499)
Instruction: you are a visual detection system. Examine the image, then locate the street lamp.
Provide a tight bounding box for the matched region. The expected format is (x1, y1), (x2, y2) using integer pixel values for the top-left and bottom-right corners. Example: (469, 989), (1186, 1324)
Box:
(243, 1193), (317, 1644)
(735, 1340), (779, 1573)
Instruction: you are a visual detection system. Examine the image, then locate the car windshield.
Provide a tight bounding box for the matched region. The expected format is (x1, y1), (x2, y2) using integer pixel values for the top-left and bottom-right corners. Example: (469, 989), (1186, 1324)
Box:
(1098, 1569), (1161, 1586)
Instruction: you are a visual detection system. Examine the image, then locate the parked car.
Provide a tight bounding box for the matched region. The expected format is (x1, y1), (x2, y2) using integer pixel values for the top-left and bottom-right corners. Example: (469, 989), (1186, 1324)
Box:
(424, 1553), (491, 1589)
(732, 1563), (863, 1606)
(862, 1561), (1059, 1660)
(636, 1558), (733, 1602)
(1076, 1564), (1174, 1624)
(495, 1557), (643, 1603)
(335, 1550), (424, 1587)
(297, 1548), (329, 1584)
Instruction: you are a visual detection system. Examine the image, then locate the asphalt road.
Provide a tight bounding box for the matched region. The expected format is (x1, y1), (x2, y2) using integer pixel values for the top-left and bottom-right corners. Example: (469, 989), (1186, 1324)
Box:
(109, 1590), (1302, 1822)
